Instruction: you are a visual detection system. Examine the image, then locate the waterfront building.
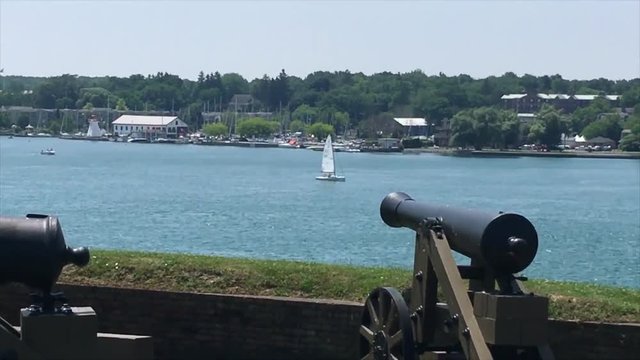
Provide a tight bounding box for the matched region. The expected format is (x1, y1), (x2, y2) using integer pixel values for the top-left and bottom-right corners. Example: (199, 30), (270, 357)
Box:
(517, 113), (536, 124)
(393, 117), (429, 137)
(501, 93), (621, 113)
(586, 136), (616, 148)
(112, 115), (189, 139)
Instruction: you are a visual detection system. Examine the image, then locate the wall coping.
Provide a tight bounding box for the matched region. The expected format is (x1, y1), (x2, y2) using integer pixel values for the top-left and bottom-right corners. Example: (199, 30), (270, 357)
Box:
(30, 283), (635, 327)
(57, 282), (363, 306)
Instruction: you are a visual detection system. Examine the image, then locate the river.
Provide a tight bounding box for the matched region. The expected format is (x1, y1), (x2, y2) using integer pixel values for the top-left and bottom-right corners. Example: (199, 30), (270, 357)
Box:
(0, 137), (638, 288)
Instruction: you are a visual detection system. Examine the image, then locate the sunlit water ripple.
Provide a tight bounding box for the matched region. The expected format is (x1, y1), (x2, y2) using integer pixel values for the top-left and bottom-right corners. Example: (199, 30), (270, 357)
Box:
(1, 137), (638, 288)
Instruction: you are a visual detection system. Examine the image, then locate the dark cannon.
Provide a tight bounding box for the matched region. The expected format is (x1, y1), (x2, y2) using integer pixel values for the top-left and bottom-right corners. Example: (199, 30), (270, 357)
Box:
(0, 214), (89, 312)
(380, 191), (538, 275)
(0, 214), (154, 359)
(359, 192), (553, 360)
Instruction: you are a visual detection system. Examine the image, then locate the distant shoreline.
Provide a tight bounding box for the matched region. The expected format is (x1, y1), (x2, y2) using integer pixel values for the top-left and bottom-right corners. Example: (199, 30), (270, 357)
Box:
(3, 133), (639, 159)
(405, 148), (640, 160)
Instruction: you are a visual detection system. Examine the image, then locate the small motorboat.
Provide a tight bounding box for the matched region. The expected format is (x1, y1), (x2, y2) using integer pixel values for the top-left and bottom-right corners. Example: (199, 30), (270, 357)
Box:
(40, 148), (56, 155)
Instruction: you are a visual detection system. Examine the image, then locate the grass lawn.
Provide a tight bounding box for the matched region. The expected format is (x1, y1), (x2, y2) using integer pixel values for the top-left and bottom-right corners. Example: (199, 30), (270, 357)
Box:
(59, 249), (640, 323)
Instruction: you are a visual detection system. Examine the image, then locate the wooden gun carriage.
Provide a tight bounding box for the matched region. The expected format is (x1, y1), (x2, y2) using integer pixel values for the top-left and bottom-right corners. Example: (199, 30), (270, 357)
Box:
(359, 192), (554, 360)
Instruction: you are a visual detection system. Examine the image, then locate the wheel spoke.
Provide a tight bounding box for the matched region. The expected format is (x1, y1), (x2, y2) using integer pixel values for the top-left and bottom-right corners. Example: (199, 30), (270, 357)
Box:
(379, 293), (387, 327)
(389, 330), (403, 348)
(387, 309), (398, 332)
(360, 352), (374, 360)
(385, 299), (397, 328)
(359, 325), (375, 343)
(366, 298), (379, 328)
(360, 288), (415, 360)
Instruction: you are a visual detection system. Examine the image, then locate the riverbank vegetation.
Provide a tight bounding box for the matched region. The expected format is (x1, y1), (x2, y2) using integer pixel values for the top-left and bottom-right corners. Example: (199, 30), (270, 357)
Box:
(59, 249), (640, 323)
(1, 72), (639, 150)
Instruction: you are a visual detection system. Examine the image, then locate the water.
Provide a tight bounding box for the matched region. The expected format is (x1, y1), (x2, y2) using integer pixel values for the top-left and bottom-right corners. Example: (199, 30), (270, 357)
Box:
(1, 137), (639, 288)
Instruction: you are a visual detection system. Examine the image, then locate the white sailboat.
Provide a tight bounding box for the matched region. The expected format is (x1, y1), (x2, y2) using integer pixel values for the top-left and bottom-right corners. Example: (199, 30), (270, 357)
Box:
(315, 135), (346, 182)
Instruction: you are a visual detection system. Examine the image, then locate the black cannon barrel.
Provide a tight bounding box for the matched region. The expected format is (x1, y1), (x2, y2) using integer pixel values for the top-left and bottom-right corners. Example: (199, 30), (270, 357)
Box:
(380, 192), (538, 274)
(0, 214), (90, 294)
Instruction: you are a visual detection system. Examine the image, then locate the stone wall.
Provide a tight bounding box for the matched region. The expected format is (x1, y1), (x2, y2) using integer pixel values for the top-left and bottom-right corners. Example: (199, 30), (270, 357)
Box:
(1, 284), (638, 360)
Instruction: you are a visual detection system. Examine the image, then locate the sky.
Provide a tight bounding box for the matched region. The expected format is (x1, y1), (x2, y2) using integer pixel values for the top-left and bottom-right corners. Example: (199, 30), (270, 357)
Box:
(0, 0), (639, 81)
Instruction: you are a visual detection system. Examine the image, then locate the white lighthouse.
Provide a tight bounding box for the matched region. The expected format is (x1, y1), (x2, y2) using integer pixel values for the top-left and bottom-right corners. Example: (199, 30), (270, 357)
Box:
(86, 117), (104, 137)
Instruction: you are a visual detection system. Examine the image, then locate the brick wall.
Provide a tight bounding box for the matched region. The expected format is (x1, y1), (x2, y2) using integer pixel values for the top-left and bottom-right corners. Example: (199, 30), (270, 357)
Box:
(1, 284), (638, 360)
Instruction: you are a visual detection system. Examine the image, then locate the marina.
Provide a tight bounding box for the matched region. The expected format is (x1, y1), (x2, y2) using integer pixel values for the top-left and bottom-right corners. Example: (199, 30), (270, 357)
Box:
(0, 136), (638, 288)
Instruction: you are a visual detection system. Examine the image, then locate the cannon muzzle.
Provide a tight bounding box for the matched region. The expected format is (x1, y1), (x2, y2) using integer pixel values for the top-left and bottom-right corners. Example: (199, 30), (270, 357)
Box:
(0, 214), (90, 294)
(380, 192), (538, 274)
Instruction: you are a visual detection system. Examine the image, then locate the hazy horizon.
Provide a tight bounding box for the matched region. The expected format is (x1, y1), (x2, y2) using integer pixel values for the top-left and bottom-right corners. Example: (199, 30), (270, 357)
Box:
(1, 1), (639, 81)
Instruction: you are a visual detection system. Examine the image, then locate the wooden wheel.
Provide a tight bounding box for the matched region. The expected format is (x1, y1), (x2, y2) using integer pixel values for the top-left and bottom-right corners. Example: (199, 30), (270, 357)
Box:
(359, 287), (416, 360)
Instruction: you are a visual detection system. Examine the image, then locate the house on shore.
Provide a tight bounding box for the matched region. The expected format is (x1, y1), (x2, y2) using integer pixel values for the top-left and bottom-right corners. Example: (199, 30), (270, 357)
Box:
(393, 118), (430, 137)
(501, 93), (621, 113)
(586, 136), (616, 148)
(112, 115), (189, 139)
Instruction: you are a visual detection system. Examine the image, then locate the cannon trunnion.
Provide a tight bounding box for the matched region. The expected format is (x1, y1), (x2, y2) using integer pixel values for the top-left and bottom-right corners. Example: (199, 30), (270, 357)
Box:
(359, 192), (553, 360)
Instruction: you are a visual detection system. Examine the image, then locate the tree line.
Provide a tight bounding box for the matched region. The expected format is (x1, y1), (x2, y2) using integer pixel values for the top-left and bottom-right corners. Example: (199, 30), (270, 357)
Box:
(1, 70), (639, 149)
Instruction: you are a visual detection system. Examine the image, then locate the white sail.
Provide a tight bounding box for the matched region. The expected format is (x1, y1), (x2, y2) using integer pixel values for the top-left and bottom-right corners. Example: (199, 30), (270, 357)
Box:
(321, 135), (335, 174)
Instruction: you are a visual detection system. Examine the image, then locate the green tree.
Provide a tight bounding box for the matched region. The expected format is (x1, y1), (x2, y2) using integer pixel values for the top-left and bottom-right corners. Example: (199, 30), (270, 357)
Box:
(472, 107), (502, 149)
(332, 111), (350, 133)
(0, 112), (10, 129)
(411, 89), (451, 122)
(571, 97), (612, 132)
(33, 74), (79, 109)
(17, 114), (30, 129)
(236, 117), (279, 138)
(619, 133), (640, 151)
(307, 122), (334, 140)
(288, 119), (306, 133)
(533, 105), (570, 148)
(449, 107), (512, 149)
(449, 110), (476, 148)
(621, 86), (640, 107)
(623, 114), (640, 131)
(115, 98), (128, 111)
(550, 74), (570, 94)
(47, 119), (61, 134)
(202, 122), (228, 137)
(520, 74), (539, 93)
(250, 75), (272, 109)
(61, 113), (76, 133)
(619, 115), (640, 151)
(221, 73), (250, 102)
(292, 104), (318, 123)
(268, 69), (290, 110)
(3, 71), (636, 134)
(499, 110), (520, 149)
(527, 122), (545, 144)
(581, 114), (623, 142)
(575, 86), (598, 95)
(75, 87), (112, 108)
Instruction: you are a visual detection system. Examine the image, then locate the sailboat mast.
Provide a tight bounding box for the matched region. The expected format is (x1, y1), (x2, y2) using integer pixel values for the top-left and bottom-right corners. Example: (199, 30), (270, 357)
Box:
(332, 137), (337, 175)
